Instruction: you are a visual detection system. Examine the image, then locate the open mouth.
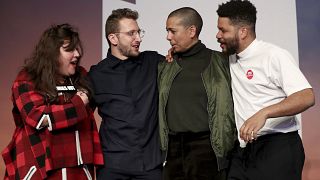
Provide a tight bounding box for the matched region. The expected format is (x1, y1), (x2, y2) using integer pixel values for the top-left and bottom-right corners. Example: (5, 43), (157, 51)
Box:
(132, 44), (140, 49)
(70, 60), (78, 65)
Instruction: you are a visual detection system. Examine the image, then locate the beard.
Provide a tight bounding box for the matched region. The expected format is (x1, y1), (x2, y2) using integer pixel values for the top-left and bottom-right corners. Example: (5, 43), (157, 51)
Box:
(118, 42), (140, 58)
(225, 39), (238, 55)
(219, 34), (240, 55)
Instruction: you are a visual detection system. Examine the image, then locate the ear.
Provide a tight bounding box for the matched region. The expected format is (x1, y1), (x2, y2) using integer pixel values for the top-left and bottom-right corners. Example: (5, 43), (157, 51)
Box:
(189, 25), (197, 38)
(108, 33), (118, 46)
(239, 27), (248, 40)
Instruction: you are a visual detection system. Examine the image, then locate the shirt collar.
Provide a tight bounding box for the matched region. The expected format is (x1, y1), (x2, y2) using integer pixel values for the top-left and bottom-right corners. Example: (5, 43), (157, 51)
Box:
(237, 39), (258, 60)
(106, 49), (142, 68)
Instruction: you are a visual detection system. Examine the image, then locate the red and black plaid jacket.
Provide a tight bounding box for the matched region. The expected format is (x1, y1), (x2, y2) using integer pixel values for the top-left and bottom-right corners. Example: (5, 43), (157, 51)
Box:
(2, 67), (104, 179)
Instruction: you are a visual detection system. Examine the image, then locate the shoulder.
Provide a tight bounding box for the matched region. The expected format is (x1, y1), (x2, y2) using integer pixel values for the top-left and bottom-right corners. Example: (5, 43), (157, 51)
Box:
(12, 69), (35, 92)
(204, 47), (226, 58)
(140, 51), (164, 59)
(209, 49), (229, 67)
(139, 51), (165, 65)
(211, 49), (227, 59)
(259, 41), (296, 65)
(15, 69), (31, 82)
(77, 66), (88, 75)
(257, 41), (291, 57)
(88, 57), (109, 73)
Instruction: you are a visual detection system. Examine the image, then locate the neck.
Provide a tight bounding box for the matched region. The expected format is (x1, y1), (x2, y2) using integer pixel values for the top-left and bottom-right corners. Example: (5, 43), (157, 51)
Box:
(186, 38), (199, 51)
(237, 35), (256, 54)
(111, 47), (128, 60)
(56, 76), (73, 85)
(56, 76), (67, 84)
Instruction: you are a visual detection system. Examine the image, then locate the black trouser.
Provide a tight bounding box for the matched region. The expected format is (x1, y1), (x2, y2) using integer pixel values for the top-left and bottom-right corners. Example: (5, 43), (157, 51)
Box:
(163, 131), (226, 180)
(97, 166), (162, 180)
(228, 131), (305, 180)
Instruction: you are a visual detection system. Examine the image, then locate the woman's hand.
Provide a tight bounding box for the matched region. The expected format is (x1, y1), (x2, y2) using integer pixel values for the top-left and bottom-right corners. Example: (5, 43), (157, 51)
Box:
(77, 90), (89, 105)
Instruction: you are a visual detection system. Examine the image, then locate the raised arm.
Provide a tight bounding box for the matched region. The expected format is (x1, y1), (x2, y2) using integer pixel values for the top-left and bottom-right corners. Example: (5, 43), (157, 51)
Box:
(13, 80), (89, 131)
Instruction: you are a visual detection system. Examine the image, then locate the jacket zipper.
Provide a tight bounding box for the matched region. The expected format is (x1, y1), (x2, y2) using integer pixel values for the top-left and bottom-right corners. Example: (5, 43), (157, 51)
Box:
(162, 65), (182, 167)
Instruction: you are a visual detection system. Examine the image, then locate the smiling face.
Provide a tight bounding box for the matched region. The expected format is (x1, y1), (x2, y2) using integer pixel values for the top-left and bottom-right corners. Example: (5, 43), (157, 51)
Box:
(109, 18), (142, 60)
(216, 17), (240, 55)
(57, 41), (81, 79)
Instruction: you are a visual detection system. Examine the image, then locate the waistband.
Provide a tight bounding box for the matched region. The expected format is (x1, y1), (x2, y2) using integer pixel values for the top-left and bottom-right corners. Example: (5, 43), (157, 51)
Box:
(255, 131), (299, 143)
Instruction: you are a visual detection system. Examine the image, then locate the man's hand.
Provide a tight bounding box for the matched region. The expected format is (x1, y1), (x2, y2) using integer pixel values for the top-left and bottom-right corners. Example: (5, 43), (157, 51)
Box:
(240, 88), (315, 143)
(240, 109), (267, 143)
(165, 47), (175, 63)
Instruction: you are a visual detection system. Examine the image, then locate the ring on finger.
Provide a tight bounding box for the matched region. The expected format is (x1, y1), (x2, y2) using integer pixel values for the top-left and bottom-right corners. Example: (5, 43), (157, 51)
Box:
(251, 131), (255, 140)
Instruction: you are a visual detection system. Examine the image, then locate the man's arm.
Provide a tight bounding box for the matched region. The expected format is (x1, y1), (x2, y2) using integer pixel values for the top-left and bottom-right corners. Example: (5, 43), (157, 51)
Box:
(240, 88), (315, 142)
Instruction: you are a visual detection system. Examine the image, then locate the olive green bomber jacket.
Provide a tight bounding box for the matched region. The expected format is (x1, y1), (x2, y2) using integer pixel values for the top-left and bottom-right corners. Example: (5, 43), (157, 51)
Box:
(157, 50), (237, 170)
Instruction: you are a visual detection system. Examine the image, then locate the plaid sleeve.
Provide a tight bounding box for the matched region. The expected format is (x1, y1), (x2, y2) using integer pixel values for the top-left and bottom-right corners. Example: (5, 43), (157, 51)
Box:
(48, 95), (88, 130)
(12, 80), (88, 131)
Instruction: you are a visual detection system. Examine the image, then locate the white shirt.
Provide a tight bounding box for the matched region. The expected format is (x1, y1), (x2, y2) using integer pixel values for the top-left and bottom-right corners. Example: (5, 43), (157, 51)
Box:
(230, 39), (312, 147)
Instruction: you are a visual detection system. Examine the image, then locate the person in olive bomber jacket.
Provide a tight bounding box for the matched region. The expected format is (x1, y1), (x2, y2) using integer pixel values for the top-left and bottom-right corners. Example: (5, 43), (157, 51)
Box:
(158, 7), (237, 180)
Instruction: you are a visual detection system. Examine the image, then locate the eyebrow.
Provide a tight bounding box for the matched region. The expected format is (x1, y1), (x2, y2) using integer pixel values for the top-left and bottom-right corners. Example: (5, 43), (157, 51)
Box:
(166, 27), (176, 31)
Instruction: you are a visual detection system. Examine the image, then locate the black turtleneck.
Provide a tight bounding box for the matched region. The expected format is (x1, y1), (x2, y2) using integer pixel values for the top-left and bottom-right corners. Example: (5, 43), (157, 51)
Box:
(167, 41), (211, 133)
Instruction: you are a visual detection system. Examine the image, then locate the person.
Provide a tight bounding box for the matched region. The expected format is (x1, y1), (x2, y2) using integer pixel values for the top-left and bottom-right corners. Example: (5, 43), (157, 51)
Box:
(215, 1), (315, 179)
(1, 23), (104, 179)
(88, 8), (164, 180)
(158, 7), (237, 179)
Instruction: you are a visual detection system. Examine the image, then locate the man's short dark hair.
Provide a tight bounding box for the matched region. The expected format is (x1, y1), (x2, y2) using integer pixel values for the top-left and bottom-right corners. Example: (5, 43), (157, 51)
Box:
(217, 0), (257, 32)
(105, 8), (139, 45)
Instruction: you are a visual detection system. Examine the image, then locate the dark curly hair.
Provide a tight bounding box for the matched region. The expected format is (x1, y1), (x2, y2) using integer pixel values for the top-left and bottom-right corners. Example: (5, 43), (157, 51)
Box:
(217, 0), (257, 32)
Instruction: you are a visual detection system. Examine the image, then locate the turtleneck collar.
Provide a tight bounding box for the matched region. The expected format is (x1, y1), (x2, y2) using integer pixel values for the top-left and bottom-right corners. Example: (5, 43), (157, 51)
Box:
(175, 40), (205, 58)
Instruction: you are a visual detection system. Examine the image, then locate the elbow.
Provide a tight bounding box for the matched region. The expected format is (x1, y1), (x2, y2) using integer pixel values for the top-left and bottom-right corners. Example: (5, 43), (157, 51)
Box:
(306, 88), (315, 108)
(309, 95), (315, 108)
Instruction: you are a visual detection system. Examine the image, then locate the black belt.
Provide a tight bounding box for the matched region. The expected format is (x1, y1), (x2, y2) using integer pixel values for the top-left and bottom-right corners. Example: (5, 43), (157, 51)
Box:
(168, 131), (210, 140)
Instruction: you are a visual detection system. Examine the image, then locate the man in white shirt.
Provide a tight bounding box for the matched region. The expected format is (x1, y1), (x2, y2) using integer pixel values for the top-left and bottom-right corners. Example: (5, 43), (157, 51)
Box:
(216, 0), (315, 180)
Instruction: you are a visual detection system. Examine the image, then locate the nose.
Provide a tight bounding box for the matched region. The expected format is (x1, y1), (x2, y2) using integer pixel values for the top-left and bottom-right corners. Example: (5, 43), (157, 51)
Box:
(74, 49), (80, 57)
(166, 32), (172, 41)
(135, 34), (142, 42)
(216, 31), (222, 39)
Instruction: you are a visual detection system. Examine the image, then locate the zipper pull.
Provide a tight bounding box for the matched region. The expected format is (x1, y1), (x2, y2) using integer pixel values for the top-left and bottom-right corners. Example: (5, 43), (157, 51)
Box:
(163, 160), (167, 167)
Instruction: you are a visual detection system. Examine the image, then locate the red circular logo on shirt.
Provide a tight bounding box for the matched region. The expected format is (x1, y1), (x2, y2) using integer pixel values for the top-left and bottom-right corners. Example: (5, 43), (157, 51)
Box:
(246, 70), (253, 79)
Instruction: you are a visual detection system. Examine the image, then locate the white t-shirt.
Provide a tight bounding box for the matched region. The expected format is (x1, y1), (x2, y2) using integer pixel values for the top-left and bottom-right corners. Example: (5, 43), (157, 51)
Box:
(229, 39), (312, 147)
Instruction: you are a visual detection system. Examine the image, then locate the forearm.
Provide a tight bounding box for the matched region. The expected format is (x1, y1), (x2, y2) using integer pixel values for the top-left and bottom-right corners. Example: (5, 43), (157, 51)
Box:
(240, 88), (314, 142)
(261, 88), (315, 119)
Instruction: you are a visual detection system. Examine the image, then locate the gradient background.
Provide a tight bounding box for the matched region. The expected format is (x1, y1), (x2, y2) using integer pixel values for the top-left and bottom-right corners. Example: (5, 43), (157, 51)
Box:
(0, 0), (319, 179)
